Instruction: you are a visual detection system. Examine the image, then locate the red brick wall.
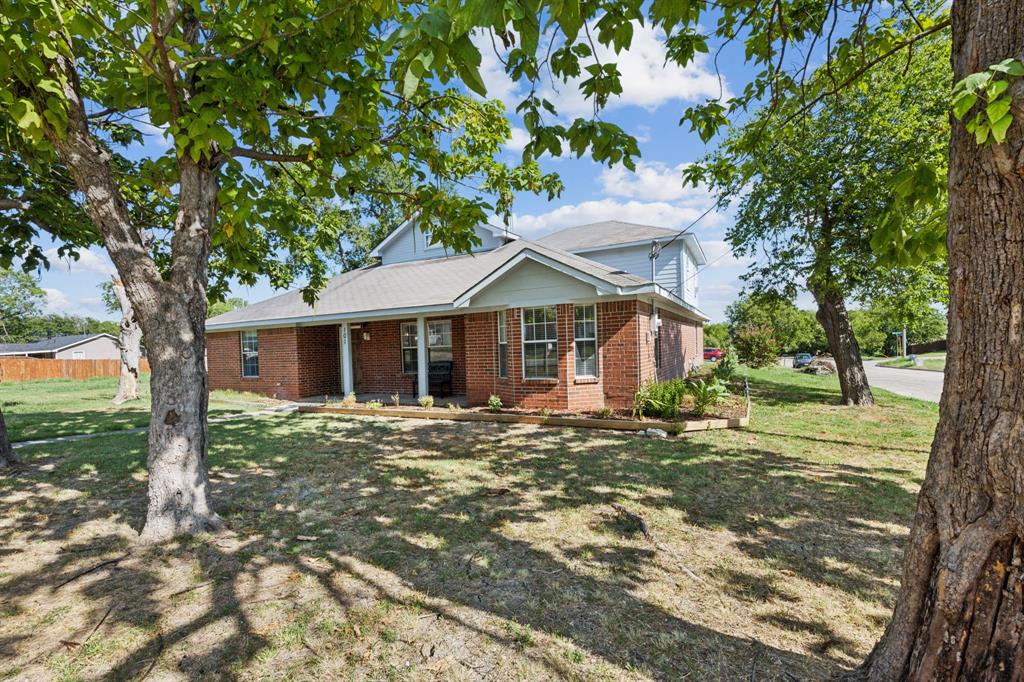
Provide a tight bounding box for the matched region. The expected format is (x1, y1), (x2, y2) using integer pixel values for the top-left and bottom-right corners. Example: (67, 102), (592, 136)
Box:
(654, 309), (703, 381)
(208, 326), (341, 400)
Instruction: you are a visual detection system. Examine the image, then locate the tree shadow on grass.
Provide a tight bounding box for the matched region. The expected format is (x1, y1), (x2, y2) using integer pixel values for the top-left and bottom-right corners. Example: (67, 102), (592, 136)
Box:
(0, 409), (923, 679)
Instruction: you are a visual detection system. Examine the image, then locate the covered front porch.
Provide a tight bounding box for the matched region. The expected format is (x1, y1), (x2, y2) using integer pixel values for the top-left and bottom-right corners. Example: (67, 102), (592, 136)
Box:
(337, 314), (467, 402)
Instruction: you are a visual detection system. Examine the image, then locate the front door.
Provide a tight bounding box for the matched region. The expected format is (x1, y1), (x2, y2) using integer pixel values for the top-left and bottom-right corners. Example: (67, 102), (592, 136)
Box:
(349, 326), (363, 391)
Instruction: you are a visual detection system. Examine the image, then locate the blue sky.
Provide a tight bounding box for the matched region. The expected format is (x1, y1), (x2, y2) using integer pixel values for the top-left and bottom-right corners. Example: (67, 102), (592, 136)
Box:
(32, 19), (787, 325)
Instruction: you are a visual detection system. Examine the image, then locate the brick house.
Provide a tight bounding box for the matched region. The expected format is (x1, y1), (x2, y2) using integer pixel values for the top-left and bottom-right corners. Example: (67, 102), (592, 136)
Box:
(206, 220), (707, 410)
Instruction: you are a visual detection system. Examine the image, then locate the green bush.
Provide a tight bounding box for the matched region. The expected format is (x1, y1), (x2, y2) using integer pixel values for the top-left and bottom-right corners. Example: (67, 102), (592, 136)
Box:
(418, 395), (434, 408)
(733, 325), (780, 368)
(632, 378), (689, 419)
(712, 353), (738, 381)
(487, 394), (503, 412)
(688, 378), (729, 417)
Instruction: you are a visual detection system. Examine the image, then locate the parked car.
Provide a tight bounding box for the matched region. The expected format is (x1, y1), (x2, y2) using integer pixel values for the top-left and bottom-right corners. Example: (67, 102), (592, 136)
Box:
(704, 347), (725, 361)
(793, 352), (813, 368)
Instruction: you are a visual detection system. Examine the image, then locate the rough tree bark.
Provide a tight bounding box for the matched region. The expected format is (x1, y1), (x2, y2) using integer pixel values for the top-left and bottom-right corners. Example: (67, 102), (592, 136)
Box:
(810, 285), (875, 406)
(47, 50), (221, 543)
(0, 410), (18, 468)
(852, 1), (1024, 679)
(110, 276), (142, 405)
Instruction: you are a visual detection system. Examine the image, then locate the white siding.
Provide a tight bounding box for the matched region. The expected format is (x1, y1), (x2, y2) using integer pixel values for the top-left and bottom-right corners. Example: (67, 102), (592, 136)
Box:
(470, 260), (599, 308)
(380, 222), (508, 265)
(53, 336), (121, 360)
(576, 243), (682, 297)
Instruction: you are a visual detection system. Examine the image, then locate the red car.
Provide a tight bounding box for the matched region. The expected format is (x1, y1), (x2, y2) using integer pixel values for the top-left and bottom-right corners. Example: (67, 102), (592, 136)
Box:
(704, 347), (725, 361)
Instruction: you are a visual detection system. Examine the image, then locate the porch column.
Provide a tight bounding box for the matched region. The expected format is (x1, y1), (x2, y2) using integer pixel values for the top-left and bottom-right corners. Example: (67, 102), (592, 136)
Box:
(416, 316), (428, 397)
(340, 322), (353, 395)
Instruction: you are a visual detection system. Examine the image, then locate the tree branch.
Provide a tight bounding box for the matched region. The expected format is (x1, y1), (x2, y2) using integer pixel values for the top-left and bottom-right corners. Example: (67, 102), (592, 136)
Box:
(227, 147), (311, 163)
(0, 198), (30, 212)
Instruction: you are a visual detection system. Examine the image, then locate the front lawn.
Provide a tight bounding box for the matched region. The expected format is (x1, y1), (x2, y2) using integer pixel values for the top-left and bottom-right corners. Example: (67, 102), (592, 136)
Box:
(0, 376), (280, 441)
(0, 366), (937, 680)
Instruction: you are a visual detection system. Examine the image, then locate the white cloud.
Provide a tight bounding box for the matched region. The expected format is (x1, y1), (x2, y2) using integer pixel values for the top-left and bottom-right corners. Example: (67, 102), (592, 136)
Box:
(42, 288), (74, 314)
(477, 20), (727, 118)
(598, 161), (711, 202)
(44, 247), (115, 276)
(510, 198), (725, 238)
(700, 240), (754, 269)
(506, 126), (531, 153)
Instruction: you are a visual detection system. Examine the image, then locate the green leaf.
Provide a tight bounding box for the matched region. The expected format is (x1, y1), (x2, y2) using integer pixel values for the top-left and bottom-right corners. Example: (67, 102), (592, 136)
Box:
(990, 112), (1013, 143)
(952, 92), (977, 120)
(402, 67), (419, 98)
(986, 95), (1012, 124)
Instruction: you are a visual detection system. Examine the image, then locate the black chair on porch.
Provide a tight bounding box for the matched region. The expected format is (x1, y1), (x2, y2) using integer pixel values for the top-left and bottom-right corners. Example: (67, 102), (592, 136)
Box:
(427, 360), (453, 398)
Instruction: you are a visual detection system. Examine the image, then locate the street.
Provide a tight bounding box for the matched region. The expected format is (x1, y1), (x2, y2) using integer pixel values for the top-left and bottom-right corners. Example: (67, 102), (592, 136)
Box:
(863, 360), (944, 403)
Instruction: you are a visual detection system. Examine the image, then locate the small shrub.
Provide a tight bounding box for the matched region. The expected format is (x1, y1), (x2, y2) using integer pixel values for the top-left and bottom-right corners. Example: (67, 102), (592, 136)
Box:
(365, 399), (384, 409)
(688, 378), (729, 417)
(633, 378), (688, 419)
(487, 394), (503, 412)
(539, 406), (554, 417)
(390, 393), (401, 407)
(713, 352), (738, 381)
(733, 325), (780, 368)
(446, 402), (461, 412)
(595, 406), (615, 419)
(340, 392), (357, 407)
(418, 395), (434, 409)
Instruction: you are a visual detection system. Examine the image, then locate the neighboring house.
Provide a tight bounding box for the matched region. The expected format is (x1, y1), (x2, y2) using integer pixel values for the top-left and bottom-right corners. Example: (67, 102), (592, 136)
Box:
(0, 333), (121, 360)
(206, 219), (708, 409)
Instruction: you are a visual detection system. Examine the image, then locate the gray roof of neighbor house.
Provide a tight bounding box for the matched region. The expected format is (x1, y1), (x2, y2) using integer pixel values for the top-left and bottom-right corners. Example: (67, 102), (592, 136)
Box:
(206, 240), (652, 329)
(0, 333), (116, 356)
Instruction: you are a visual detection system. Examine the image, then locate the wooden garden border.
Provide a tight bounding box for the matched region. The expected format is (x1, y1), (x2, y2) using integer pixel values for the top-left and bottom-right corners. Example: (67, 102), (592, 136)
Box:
(298, 380), (751, 434)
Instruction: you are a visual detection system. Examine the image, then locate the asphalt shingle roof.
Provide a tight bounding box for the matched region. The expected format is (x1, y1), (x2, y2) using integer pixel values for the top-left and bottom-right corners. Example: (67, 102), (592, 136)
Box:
(206, 240), (651, 328)
(535, 220), (681, 251)
(0, 333), (113, 355)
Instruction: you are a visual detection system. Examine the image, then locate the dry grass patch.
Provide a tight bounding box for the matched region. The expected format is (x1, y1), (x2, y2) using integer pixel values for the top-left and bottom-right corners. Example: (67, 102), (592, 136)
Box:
(0, 367), (937, 680)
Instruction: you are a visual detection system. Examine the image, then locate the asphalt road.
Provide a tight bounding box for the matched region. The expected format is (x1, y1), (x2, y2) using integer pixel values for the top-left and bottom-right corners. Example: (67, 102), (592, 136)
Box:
(863, 360), (944, 403)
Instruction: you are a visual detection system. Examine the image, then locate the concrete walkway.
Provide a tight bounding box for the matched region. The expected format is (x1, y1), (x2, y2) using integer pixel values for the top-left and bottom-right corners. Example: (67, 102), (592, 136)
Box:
(12, 404), (298, 449)
(863, 360), (944, 403)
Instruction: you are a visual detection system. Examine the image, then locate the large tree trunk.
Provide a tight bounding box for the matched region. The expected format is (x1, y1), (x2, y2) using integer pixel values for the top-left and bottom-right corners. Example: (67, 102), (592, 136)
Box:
(0, 410), (18, 468)
(852, 2), (1024, 679)
(48, 51), (220, 544)
(811, 286), (875, 406)
(110, 276), (142, 405)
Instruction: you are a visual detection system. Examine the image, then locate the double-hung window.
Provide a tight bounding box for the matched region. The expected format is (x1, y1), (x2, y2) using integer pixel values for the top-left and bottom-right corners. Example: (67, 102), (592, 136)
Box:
(402, 320), (453, 374)
(427, 321), (452, 362)
(401, 322), (418, 374)
(241, 330), (259, 377)
(574, 305), (598, 377)
(497, 311), (508, 378)
(522, 306), (558, 379)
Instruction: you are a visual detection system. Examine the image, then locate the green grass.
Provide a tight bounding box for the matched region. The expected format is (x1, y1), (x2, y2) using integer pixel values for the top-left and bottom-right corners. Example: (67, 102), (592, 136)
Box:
(876, 352), (946, 372)
(0, 375), (279, 441)
(0, 366), (938, 680)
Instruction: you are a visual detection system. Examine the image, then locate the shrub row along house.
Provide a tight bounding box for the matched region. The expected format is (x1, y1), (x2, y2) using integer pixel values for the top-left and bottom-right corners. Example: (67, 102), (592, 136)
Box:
(206, 220), (707, 410)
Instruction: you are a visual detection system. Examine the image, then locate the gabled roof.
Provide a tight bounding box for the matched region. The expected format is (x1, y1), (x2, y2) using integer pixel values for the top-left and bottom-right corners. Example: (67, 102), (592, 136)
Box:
(206, 240), (652, 330)
(367, 213), (520, 259)
(0, 333), (117, 356)
(536, 220), (708, 265)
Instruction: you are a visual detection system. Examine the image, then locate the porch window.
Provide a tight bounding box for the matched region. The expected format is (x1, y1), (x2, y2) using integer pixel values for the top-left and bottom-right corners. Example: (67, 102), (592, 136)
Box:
(427, 321), (452, 362)
(241, 330), (259, 377)
(497, 310), (508, 378)
(401, 322), (417, 373)
(522, 306), (558, 379)
(401, 320), (452, 373)
(574, 305), (598, 377)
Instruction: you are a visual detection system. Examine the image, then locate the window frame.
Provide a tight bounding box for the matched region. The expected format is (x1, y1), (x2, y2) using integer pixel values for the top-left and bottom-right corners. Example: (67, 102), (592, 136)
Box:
(521, 306), (559, 380)
(426, 319), (453, 364)
(400, 321), (418, 374)
(573, 304), (598, 378)
(497, 310), (508, 379)
(240, 329), (259, 378)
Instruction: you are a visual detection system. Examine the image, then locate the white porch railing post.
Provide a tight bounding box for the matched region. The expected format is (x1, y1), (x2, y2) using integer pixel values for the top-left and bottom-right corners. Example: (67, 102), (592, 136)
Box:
(416, 316), (428, 397)
(340, 323), (353, 395)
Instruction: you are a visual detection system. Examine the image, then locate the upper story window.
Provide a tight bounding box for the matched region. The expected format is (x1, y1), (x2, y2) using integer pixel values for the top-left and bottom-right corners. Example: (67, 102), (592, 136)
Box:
(574, 305), (597, 377)
(522, 306), (558, 379)
(241, 330), (259, 377)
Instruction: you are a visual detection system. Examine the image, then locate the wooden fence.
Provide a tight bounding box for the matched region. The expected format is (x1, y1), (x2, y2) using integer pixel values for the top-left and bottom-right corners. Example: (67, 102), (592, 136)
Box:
(0, 357), (151, 383)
